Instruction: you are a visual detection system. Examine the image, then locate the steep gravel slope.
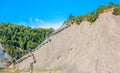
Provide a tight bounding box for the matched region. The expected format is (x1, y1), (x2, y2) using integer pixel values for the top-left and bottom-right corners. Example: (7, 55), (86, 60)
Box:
(16, 11), (120, 73)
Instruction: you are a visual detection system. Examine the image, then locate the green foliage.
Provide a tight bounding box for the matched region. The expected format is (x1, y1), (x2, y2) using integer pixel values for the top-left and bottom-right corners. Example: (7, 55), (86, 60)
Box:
(0, 23), (54, 59)
(65, 2), (120, 24)
(69, 13), (75, 20)
(112, 6), (120, 15)
(106, 2), (118, 9)
(96, 6), (105, 15)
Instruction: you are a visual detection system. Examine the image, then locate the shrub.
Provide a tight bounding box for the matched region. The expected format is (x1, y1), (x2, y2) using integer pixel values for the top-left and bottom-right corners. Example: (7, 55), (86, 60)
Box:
(112, 7), (120, 15)
(65, 2), (120, 24)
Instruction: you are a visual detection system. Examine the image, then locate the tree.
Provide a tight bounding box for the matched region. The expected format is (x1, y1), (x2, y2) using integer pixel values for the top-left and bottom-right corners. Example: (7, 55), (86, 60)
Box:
(0, 23), (54, 59)
(69, 13), (74, 20)
(96, 6), (105, 15)
(112, 7), (120, 15)
(107, 2), (114, 8)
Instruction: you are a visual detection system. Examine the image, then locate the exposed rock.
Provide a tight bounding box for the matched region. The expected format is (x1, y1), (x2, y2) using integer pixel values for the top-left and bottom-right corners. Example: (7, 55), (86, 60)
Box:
(0, 43), (12, 68)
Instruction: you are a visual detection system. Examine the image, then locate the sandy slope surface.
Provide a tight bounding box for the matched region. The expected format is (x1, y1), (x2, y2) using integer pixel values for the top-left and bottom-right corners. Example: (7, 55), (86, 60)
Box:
(16, 12), (120, 73)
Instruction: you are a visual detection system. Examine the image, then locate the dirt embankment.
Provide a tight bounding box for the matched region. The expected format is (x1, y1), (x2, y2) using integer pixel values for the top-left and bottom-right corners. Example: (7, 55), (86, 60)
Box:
(15, 11), (120, 73)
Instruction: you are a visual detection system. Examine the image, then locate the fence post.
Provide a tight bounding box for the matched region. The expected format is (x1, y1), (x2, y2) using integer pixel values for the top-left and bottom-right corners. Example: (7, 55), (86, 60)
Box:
(30, 62), (33, 73)
(28, 49), (36, 73)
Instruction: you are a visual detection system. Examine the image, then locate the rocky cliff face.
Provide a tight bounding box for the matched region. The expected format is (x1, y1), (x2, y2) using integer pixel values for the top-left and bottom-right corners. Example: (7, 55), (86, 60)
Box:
(16, 11), (120, 73)
(0, 43), (6, 68)
(0, 43), (12, 68)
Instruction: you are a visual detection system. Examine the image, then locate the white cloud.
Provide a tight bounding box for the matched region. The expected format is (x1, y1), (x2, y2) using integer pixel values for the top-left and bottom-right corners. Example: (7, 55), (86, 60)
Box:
(29, 17), (33, 24)
(18, 21), (27, 25)
(18, 17), (64, 30)
(34, 18), (44, 23)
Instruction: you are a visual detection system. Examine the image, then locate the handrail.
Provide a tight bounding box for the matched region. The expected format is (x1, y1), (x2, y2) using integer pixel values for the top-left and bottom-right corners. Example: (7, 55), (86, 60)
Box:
(15, 24), (71, 64)
(32, 24), (70, 52)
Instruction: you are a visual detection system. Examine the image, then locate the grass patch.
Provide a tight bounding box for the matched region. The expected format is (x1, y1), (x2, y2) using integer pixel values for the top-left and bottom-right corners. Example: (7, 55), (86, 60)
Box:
(33, 66), (63, 72)
(2, 66), (63, 73)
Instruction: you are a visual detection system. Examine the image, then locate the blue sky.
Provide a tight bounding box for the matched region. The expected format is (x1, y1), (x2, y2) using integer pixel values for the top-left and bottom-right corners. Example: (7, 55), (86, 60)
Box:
(0, 0), (120, 29)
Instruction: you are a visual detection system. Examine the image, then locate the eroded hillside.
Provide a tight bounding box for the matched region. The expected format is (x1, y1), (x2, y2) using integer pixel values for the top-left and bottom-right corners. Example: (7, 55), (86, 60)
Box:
(12, 11), (120, 73)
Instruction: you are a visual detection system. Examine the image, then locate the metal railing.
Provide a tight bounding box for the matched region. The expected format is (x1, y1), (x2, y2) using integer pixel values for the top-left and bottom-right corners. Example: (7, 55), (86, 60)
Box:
(15, 24), (71, 64)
